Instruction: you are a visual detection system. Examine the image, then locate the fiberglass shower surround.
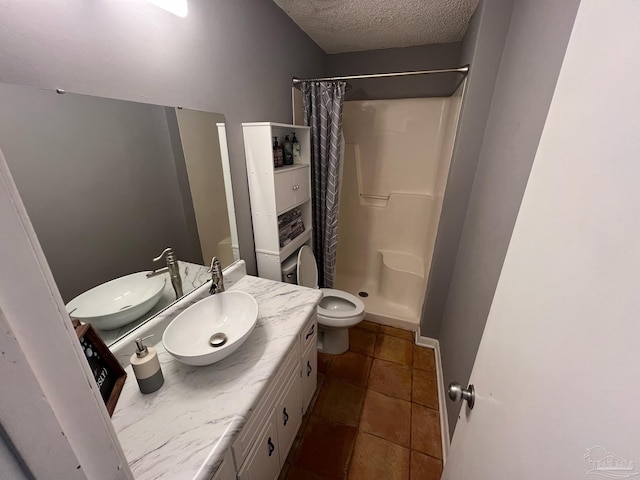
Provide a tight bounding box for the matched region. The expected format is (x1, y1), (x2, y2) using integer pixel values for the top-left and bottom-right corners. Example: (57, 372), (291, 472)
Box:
(333, 93), (463, 330)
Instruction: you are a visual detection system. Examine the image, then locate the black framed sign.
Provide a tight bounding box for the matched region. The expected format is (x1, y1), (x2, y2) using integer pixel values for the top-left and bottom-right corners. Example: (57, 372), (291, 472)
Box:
(74, 322), (127, 416)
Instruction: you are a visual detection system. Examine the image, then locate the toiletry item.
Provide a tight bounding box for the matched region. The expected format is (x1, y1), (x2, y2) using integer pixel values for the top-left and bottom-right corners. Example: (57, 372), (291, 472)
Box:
(273, 137), (284, 168)
(130, 336), (164, 394)
(292, 133), (301, 164)
(283, 135), (293, 165)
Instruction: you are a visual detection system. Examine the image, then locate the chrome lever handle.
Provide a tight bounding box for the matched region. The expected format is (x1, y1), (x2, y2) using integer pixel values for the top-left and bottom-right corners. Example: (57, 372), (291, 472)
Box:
(208, 256), (221, 273)
(208, 257), (225, 294)
(448, 382), (475, 409)
(153, 247), (175, 263)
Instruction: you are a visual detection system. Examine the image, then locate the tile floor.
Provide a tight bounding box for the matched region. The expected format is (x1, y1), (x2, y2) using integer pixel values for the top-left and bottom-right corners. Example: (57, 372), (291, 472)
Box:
(280, 321), (443, 480)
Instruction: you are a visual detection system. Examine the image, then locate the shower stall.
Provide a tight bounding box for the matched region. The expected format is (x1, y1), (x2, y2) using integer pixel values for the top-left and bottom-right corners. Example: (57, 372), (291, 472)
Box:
(333, 85), (464, 331)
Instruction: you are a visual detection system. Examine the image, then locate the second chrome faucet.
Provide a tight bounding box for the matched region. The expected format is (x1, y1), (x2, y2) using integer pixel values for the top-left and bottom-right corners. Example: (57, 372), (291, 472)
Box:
(209, 257), (225, 295)
(148, 247), (183, 299)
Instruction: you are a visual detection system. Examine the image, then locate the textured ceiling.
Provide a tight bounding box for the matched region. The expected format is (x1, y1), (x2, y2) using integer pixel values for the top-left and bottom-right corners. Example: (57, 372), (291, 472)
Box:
(272, 0), (479, 54)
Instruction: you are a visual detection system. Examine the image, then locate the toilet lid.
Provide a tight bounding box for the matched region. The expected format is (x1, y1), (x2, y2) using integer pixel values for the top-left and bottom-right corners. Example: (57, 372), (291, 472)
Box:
(297, 245), (318, 288)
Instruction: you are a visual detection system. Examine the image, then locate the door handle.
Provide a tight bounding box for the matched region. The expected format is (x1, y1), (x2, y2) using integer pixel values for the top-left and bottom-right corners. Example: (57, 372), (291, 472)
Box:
(283, 407), (289, 426)
(448, 382), (475, 409)
(307, 360), (312, 377)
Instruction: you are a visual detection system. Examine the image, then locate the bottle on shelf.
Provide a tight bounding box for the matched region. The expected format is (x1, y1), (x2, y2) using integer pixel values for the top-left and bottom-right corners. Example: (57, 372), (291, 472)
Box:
(273, 136), (284, 168)
(283, 135), (293, 165)
(292, 132), (301, 164)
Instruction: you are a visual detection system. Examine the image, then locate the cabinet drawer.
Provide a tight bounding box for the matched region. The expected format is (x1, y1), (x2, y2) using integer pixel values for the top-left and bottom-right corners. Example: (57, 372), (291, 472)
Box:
(237, 412), (280, 480)
(274, 166), (310, 214)
(299, 314), (317, 354)
(275, 366), (302, 465)
(210, 450), (235, 480)
(301, 341), (318, 414)
(232, 345), (299, 467)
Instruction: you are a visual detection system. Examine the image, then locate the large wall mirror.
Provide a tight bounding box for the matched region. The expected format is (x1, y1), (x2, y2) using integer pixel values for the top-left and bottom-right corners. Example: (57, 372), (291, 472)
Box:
(0, 83), (240, 345)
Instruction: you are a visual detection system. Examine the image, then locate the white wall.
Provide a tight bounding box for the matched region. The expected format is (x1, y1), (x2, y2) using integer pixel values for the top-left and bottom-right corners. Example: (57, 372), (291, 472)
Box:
(0, 0), (326, 275)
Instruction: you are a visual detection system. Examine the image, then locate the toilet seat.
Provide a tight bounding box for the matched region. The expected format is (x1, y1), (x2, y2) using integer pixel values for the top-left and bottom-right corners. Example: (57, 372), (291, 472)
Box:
(318, 288), (365, 327)
(297, 245), (318, 289)
(296, 246), (365, 327)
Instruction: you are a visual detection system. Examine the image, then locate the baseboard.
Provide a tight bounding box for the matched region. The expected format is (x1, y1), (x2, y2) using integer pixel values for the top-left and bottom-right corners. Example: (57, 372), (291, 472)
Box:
(415, 328), (450, 464)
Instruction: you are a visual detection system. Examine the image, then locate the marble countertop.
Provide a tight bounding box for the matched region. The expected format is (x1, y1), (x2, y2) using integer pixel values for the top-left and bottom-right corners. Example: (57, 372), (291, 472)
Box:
(111, 274), (322, 480)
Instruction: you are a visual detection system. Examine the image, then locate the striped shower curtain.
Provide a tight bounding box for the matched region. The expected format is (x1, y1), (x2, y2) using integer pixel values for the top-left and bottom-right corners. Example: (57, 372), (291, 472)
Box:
(301, 81), (346, 288)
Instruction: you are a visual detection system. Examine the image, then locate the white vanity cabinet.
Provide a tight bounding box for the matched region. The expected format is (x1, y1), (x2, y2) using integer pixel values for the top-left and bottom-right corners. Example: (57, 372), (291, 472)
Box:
(210, 451), (236, 480)
(301, 341), (318, 415)
(274, 365), (302, 463)
(300, 317), (318, 414)
(242, 122), (313, 281)
(229, 314), (318, 480)
(236, 412), (280, 480)
(111, 275), (324, 480)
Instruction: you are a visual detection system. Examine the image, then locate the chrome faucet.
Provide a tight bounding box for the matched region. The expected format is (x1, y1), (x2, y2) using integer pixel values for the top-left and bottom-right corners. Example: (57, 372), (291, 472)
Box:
(208, 257), (225, 294)
(148, 247), (183, 299)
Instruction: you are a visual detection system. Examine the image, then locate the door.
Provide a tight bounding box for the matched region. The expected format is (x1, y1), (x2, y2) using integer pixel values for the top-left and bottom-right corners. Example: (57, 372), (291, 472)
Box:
(301, 340), (318, 414)
(444, 2), (640, 478)
(275, 367), (302, 465)
(237, 412), (281, 480)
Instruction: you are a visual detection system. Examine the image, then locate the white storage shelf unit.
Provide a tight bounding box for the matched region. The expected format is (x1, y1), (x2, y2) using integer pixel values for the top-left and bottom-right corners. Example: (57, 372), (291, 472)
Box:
(243, 122), (313, 281)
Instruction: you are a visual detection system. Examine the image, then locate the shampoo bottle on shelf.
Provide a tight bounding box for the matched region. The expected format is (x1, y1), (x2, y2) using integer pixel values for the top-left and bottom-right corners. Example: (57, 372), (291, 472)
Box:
(273, 137), (284, 168)
(130, 336), (164, 394)
(292, 133), (301, 164)
(283, 135), (293, 165)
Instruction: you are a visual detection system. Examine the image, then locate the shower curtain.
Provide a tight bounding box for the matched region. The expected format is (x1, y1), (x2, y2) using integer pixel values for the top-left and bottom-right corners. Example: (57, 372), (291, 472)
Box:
(301, 81), (346, 288)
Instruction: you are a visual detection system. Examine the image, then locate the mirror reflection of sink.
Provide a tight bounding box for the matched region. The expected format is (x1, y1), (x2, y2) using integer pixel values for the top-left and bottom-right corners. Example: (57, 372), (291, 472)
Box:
(162, 291), (258, 366)
(66, 272), (166, 331)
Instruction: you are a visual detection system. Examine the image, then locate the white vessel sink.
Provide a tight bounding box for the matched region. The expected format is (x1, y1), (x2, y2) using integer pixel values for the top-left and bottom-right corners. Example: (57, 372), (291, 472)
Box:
(66, 272), (166, 331)
(162, 291), (258, 366)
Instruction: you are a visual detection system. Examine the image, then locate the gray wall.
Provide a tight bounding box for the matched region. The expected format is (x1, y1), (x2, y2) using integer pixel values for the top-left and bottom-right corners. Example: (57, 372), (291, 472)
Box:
(421, 0), (515, 339)
(0, 0), (326, 276)
(436, 0), (580, 434)
(0, 85), (200, 302)
(326, 43), (462, 100)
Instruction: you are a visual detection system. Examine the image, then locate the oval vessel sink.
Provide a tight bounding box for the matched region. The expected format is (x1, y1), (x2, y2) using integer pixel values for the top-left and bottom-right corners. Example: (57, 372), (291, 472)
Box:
(66, 272), (166, 330)
(162, 291), (258, 366)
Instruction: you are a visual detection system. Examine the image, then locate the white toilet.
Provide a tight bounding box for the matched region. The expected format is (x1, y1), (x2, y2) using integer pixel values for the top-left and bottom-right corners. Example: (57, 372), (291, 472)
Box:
(291, 246), (365, 354)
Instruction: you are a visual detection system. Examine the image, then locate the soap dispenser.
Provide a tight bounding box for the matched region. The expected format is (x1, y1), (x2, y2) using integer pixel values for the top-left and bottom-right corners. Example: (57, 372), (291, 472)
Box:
(130, 336), (164, 394)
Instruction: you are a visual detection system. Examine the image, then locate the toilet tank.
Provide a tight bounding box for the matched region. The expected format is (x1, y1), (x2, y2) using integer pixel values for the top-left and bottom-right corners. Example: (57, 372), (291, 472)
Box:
(281, 254), (298, 285)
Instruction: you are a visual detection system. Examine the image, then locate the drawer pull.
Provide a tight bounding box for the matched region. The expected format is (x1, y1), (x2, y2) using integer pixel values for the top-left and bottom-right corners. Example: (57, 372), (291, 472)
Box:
(307, 360), (312, 377)
(283, 407), (289, 426)
(305, 324), (315, 340)
(268, 437), (275, 457)
(292, 185), (299, 190)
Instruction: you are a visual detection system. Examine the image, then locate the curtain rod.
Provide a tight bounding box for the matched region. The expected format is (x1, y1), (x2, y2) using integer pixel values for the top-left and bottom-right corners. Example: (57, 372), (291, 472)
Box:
(292, 65), (469, 85)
